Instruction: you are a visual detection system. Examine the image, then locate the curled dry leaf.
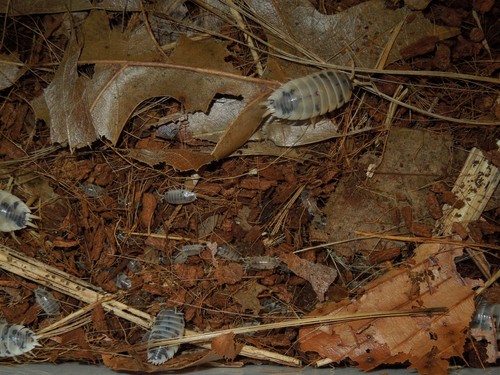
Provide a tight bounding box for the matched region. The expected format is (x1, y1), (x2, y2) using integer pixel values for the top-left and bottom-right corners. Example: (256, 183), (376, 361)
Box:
(279, 253), (337, 302)
(0, 52), (27, 90)
(298, 243), (482, 375)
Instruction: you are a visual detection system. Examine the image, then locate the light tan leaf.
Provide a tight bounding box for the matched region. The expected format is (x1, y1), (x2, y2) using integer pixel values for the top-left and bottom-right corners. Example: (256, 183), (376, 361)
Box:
(279, 253), (337, 302)
(246, 0), (459, 71)
(0, 52), (27, 90)
(298, 243), (483, 375)
(211, 333), (243, 360)
(31, 36), (96, 149)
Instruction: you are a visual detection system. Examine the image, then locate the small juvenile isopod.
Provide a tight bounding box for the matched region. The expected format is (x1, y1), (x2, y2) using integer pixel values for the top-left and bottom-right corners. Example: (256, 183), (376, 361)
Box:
(243, 256), (282, 270)
(266, 70), (353, 120)
(216, 244), (242, 262)
(172, 244), (205, 264)
(163, 189), (196, 205)
(116, 273), (132, 289)
(147, 308), (185, 365)
(0, 190), (34, 232)
(0, 322), (40, 357)
(34, 288), (60, 316)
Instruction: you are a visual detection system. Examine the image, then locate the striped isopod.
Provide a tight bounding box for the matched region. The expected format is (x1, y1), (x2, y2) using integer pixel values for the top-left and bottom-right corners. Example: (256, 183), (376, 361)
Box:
(0, 190), (34, 232)
(34, 288), (60, 316)
(266, 70), (353, 120)
(147, 308), (185, 365)
(163, 189), (196, 205)
(0, 322), (40, 357)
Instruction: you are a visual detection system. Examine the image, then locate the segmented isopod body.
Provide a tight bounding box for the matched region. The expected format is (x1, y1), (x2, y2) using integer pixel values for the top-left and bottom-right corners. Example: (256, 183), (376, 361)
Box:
(0, 322), (40, 357)
(147, 308), (185, 365)
(243, 256), (281, 270)
(116, 273), (132, 289)
(173, 244), (205, 264)
(164, 189), (196, 205)
(216, 244), (242, 262)
(266, 70), (353, 120)
(34, 288), (60, 316)
(0, 190), (32, 232)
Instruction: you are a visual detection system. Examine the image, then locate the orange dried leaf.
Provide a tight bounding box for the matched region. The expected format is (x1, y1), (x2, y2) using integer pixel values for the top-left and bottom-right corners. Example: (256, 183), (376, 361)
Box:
(214, 263), (244, 285)
(211, 333), (243, 360)
(280, 253), (337, 302)
(139, 193), (157, 228)
(298, 243), (482, 375)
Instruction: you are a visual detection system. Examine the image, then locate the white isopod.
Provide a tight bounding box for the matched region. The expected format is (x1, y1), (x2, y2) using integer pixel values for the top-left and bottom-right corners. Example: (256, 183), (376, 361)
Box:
(163, 189), (196, 205)
(0, 190), (34, 232)
(0, 322), (40, 357)
(147, 308), (185, 365)
(266, 70), (353, 120)
(34, 288), (60, 316)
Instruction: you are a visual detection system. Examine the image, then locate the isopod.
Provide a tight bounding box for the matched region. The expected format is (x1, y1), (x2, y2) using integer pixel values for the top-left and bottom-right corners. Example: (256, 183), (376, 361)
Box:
(173, 244), (205, 264)
(116, 273), (132, 289)
(243, 256), (281, 270)
(0, 322), (40, 357)
(0, 190), (34, 232)
(163, 189), (196, 205)
(147, 308), (185, 365)
(266, 70), (353, 120)
(34, 288), (60, 316)
(216, 244), (242, 262)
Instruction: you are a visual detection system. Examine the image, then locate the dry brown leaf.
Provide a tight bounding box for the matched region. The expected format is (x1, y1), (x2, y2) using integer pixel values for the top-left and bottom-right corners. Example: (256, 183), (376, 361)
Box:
(101, 349), (222, 372)
(0, 0), (142, 15)
(0, 52), (26, 90)
(211, 91), (270, 160)
(214, 263), (244, 285)
(232, 280), (267, 314)
(170, 35), (238, 73)
(33, 34), (269, 149)
(80, 10), (159, 62)
(211, 333), (243, 360)
(126, 148), (215, 171)
(279, 253), (337, 302)
(298, 243), (482, 375)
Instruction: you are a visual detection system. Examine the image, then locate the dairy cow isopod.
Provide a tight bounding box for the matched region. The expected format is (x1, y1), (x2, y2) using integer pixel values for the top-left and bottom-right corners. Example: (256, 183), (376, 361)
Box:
(147, 308), (185, 365)
(0, 190), (34, 232)
(0, 322), (40, 357)
(266, 70), (353, 120)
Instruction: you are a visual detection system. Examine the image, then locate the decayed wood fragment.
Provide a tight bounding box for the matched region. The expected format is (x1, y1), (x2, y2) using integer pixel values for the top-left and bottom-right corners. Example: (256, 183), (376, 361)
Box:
(434, 147), (500, 278)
